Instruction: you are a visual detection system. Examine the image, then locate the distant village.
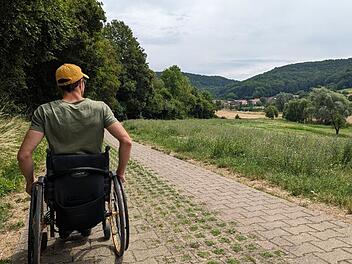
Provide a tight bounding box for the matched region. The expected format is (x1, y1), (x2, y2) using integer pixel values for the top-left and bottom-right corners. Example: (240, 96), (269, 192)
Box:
(218, 97), (275, 110)
(216, 94), (299, 111)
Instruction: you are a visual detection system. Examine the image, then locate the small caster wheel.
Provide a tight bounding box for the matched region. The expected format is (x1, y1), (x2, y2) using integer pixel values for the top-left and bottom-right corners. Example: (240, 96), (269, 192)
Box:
(103, 222), (111, 240)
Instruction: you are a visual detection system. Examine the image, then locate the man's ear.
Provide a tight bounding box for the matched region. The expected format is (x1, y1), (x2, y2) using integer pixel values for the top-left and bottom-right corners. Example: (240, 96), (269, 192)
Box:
(80, 79), (85, 95)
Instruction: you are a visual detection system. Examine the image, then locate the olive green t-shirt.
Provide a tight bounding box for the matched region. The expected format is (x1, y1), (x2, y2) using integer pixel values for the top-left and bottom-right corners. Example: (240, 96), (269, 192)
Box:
(30, 98), (118, 154)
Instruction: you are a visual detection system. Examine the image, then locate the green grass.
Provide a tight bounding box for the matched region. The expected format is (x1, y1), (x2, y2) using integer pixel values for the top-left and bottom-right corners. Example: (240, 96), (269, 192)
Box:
(124, 118), (352, 211)
(0, 114), (47, 229)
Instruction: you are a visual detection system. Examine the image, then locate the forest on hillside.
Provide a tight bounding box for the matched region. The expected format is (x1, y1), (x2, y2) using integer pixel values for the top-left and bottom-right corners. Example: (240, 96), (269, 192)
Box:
(0, 0), (215, 120)
(218, 59), (352, 99)
(156, 72), (238, 97)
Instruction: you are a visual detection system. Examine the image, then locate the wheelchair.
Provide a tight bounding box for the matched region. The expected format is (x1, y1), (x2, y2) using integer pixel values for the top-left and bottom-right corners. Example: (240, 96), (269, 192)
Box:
(27, 146), (129, 264)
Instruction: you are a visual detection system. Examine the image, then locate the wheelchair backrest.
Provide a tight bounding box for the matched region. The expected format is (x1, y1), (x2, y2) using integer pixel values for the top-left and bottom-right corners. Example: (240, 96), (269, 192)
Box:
(45, 146), (111, 230)
(46, 146), (110, 206)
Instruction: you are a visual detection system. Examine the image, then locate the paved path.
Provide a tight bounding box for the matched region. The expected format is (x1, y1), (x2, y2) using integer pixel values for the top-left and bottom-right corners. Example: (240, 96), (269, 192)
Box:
(105, 133), (352, 264)
(12, 134), (352, 263)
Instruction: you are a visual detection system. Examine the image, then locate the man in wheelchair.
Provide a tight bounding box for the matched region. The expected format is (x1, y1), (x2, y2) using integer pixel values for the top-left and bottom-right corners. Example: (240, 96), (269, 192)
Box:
(17, 64), (132, 263)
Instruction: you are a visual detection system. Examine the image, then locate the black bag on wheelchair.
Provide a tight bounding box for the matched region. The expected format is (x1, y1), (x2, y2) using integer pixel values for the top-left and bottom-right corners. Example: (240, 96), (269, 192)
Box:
(46, 150), (110, 231)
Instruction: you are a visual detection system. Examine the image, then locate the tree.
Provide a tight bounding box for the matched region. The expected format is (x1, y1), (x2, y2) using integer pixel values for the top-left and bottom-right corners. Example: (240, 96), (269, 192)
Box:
(274, 92), (294, 112)
(215, 100), (223, 110)
(0, 0), (112, 114)
(309, 88), (352, 134)
(159, 65), (215, 119)
(260, 97), (268, 106)
(283, 98), (312, 122)
(265, 105), (279, 119)
(104, 20), (154, 119)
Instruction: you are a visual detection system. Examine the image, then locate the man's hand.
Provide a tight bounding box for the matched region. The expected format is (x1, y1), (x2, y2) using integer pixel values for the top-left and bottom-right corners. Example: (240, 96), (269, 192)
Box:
(26, 180), (36, 195)
(117, 172), (126, 183)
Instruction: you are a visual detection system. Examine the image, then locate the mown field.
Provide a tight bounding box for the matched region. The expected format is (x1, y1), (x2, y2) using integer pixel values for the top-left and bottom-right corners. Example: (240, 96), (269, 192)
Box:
(124, 118), (352, 212)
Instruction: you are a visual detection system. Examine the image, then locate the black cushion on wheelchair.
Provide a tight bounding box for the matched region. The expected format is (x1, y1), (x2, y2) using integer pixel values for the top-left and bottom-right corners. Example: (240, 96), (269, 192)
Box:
(48, 152), (109, 173)
(46, 151), (110, 230)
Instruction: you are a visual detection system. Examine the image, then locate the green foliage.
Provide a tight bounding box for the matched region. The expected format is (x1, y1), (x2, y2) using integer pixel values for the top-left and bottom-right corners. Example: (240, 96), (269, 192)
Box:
(147, 66), (215, 119)
(274, 92), (294, 112)
(283, 98), (312, 122)
(175, 72), (238, 97)
(219, 58), (352, 99)
(1, 3), (215, 120)
(104, 20), (153, 119)
(264, 105), (279, 119)
(0, 0), (109, 114)
(309, 88), (352, 134)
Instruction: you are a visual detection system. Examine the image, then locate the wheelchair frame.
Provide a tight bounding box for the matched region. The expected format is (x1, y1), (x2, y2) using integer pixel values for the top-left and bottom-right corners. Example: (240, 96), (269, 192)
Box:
(27, 146), (129, 264)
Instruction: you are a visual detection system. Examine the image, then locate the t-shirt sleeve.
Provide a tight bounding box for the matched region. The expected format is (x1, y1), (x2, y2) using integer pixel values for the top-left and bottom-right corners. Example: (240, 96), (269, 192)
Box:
(102, 102), (118, 128)
(30, 106), (45, 132)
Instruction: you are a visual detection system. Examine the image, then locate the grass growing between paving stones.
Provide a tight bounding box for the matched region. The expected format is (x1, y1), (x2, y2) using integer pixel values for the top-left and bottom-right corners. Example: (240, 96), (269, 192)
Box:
(124, 119), (352, 212)
(109, 147), (286, 264)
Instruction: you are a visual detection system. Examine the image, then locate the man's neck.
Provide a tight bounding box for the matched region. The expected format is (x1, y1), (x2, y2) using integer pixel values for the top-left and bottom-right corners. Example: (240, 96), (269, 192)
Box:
(62, 92), (84, 103)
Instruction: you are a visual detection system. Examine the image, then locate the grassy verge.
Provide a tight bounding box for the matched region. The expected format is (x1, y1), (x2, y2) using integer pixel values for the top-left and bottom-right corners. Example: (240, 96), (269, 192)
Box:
(0, 114), (46, 230)
(109, 147), (286, 263)
(124, 119), (352, 212)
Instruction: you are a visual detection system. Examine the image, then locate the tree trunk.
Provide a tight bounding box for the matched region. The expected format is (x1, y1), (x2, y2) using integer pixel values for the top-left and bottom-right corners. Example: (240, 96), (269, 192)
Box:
(335, 126), (339, 135)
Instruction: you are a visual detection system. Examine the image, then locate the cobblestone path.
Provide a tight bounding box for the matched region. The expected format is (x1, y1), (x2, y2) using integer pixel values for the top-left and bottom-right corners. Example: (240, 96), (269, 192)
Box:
(105, 132), (352, 264)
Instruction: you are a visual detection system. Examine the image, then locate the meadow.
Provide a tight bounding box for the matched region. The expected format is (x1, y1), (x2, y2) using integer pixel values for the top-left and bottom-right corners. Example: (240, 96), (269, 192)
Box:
(124, 118), (352, 212)
(0, 114), (46, 229)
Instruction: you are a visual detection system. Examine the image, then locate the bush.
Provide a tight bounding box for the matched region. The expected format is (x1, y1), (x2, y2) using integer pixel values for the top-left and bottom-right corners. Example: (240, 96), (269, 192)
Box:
(264, 105), (278, 119)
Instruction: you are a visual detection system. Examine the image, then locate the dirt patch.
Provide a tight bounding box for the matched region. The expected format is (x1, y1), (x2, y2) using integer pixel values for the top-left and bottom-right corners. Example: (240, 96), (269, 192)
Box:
(347, 116), (352, 124)
(0, 191), (29, 261)
(216, 110), (267, 119)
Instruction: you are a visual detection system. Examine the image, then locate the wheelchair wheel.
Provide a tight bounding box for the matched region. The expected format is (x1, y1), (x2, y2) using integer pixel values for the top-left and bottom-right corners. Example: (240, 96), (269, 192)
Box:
(28, 181), (44, 264)
(109, 175), (127, 257)
(118, 177), (129, 250)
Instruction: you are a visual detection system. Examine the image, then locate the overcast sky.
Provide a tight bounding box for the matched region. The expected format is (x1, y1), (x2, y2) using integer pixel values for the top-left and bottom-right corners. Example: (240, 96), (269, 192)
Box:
(101, 0), (352, 80)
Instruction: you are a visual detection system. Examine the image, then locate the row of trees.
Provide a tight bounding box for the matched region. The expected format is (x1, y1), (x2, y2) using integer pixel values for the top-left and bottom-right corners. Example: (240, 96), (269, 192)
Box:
(0, 0), (215, 120)
(265, 88), (352, 134)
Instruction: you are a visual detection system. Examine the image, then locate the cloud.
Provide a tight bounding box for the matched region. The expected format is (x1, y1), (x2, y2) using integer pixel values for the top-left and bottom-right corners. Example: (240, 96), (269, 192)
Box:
(101, 0), (352, 80)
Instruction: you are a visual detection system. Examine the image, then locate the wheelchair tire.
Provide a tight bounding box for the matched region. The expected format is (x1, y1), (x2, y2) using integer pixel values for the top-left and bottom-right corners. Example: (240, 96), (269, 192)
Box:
(28, 182), (44, 264)
(117, 178), (130, 250)
(109, 175), (126, 257)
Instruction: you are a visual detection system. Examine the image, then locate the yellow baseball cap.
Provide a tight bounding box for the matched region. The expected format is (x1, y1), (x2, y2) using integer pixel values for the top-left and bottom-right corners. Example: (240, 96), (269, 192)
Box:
(55, 63), (89, 87)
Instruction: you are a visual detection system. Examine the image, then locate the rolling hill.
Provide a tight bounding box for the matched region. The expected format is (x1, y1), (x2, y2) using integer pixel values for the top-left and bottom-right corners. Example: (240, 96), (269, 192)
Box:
(156, 71), (238, 96)
(218, 58), (352, 99)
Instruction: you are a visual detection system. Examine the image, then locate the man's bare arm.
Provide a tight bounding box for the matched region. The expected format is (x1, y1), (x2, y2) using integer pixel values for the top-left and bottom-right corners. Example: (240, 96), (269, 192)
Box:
(106, 122), (132, 182)
(17, 129), (44, 194)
